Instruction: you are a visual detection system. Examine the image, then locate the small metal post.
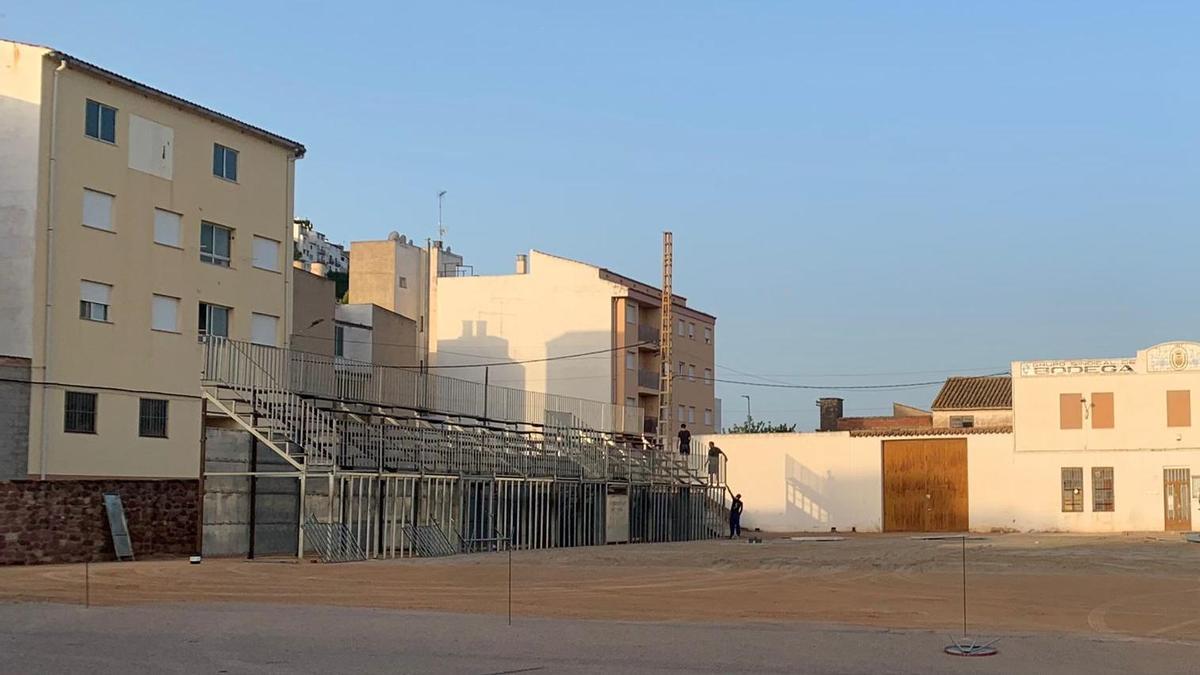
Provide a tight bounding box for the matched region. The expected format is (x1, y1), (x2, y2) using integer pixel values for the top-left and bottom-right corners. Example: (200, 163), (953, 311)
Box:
(84, 560), (90, 608)
(507, 536), (513, 626)
(962, 535), (968, 637)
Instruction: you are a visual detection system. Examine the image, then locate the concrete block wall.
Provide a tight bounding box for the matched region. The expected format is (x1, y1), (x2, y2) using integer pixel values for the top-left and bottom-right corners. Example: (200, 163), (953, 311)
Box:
(0, 357), (31, 480)
(0, 479), (198, 565)
(202, 427), (315, 557)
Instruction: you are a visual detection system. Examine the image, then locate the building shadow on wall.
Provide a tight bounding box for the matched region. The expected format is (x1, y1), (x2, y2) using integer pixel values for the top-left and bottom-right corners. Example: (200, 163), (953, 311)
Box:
(545, 331), (623, 430)
(435, 320), (523, 417)
(785, 454), (832, 529)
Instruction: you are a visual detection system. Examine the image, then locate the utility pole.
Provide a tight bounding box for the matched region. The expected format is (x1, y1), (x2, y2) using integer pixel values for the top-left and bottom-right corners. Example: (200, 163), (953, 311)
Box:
(657, 232), (673, 450)
(741, 394), (751, 423)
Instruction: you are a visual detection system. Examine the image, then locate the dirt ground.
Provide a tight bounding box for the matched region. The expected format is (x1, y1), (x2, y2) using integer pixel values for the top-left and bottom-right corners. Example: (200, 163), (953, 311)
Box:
(2, 533), (1198, 643)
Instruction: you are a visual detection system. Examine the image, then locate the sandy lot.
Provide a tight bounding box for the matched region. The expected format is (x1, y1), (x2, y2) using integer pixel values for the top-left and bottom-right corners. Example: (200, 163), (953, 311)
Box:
(2, 533), (1198, 643)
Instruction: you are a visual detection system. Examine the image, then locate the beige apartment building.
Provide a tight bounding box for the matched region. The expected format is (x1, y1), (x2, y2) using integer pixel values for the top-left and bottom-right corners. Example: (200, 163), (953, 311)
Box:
(350, 243), (716, 436)
(0, 41), (304, 480)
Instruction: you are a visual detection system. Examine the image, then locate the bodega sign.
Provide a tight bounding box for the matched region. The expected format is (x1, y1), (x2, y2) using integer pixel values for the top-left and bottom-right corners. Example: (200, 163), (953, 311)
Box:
(1019, 359), (1136, 377)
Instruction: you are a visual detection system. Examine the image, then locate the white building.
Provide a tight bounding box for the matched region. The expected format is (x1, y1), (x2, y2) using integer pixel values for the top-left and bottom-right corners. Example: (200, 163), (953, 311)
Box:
(293, 219), (348, 274)
(698, 341), (1200, 534)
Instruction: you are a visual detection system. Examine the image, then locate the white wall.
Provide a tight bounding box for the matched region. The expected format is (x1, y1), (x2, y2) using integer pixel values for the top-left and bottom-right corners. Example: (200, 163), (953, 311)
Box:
(969, 434), (1200, 532)
(0, 42), (44, 359)
(697, 430), (1200, 533)
(433, 251), (623, 402)
(694, 432), (883, 532)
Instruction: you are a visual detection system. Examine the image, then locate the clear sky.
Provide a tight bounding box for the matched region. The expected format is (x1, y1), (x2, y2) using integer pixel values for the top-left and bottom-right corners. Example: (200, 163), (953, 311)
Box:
(9, 2), (1199, 428)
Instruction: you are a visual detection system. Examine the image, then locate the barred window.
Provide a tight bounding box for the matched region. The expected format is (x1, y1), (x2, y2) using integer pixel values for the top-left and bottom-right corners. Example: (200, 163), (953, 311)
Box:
(139, 398), (169, 438)
(1061, 467), (1083, 512)
(1092, 467), (1114, 512)
(64, 391), (97, 434)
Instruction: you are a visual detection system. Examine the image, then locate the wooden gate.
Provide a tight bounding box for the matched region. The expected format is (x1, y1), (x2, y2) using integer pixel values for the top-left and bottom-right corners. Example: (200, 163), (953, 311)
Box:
(882, 439), (969, 532)
(1163, 468), (1192, 532)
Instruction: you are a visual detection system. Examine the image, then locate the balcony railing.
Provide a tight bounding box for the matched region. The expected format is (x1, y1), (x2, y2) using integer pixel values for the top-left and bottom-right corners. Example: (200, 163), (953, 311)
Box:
(637, 369), (660, 390)
(637, 324), (660, 346)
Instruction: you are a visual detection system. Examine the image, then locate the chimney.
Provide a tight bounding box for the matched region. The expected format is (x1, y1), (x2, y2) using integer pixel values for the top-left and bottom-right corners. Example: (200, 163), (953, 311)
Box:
(515, 254), (528, 274)
(816, 397), (844, 432)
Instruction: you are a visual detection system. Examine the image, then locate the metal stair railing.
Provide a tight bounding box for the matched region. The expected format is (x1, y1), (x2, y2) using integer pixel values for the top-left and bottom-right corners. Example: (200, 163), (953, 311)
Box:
(202, 336), (349, 467)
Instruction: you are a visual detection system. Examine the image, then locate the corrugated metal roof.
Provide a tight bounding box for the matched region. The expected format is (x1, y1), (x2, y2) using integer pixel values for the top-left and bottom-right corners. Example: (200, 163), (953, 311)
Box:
(849, 425), (1013, 438)
(930, 376), (1012, 411)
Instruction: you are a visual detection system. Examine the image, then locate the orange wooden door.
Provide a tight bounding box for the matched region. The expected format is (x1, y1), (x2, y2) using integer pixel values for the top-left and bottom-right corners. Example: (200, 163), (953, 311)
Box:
(1163, 468), (1192, 532)
(883, 439), (969, 532)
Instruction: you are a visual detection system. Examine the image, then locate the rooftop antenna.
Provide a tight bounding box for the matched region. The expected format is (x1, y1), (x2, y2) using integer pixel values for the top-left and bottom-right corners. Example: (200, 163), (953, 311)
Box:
(437, 190), (448, 241)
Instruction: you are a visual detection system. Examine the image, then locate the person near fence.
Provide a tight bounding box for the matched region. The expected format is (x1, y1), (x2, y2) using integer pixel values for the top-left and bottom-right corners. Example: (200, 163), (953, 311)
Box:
(729, 493), (744, 539)
(678, 423), (691, 455)
(707, 441), (725, 482)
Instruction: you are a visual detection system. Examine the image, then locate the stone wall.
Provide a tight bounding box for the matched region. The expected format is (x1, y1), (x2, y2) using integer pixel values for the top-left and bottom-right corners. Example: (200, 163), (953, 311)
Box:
(0, 480), (199, 565)
(0, 356), (31, 480)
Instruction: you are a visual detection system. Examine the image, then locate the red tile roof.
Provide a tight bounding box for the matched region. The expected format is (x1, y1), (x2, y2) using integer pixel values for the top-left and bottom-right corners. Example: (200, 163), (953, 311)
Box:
(849, 425), (1013, 438)
(930, 376), (1012, 411)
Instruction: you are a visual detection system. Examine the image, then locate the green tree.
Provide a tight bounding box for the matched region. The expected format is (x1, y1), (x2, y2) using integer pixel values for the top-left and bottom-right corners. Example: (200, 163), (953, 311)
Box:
(726, 416), (796, 434)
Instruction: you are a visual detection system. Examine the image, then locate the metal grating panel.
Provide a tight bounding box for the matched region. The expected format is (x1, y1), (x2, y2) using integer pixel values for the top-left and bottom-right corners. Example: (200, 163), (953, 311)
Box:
(303, 515), (366, 563)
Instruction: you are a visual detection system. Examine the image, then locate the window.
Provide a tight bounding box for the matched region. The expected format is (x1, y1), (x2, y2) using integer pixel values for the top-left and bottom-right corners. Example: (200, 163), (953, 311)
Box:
(335, 326), (346, 358)
(64, 391), (97, 434)
(949, 415), (975, 429)
(704, 408), (713, 426)
(688, 406), (695, 424)
(1059, 393), (1082, 430)
(84, 99), (117, 143)
(1091, 392), (1114, 429)
(200, 222), (232, 266)
(703, 368), (713, 385)
(625, 397), (637, 408)
(1092, 467), (1114, 512)
(677, 319), (685, 336)
(704, 326), (712, 345)
(198, 302), (229, 338)
(213, 143), (238, 181)
(79, 280), (112, 322)
(678, 361), (686, 376)
(82, 189), (114, 231)
(151, 295), (179, 332)
(1061, 467), (1083, 512)
(1167, 390), (1191, 428)
(138, 398), (169, 438)
(252, 236), (280, 272)
(677, 404), (685, 421)
(154, 209), (182, 247)
(625, 351), (635, 370)
(688, 322), (695, 339)
(688, 364), (695, 382)
(625, 303), (637, 324)
(251, 313), (279, 346)
(398, 276), (408, 289)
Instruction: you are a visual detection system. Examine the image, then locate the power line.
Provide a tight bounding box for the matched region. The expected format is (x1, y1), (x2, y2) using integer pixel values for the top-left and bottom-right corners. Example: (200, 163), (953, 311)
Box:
(431, 341), (654, 369)
(702, 371), (1008, 391)
(716, 363), (1008, 379)
(0, 377), (201, 400)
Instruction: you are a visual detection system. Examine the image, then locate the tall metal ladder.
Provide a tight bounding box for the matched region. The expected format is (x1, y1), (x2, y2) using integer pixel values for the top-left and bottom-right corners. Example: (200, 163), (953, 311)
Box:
(657, 231), (673, 451)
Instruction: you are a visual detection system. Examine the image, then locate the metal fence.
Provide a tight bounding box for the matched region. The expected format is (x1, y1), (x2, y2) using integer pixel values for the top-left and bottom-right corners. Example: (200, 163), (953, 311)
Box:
(204, 337), (642, 434)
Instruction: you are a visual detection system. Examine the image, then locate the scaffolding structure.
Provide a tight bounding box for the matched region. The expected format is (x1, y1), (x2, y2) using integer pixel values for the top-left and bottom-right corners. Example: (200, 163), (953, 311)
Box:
(201, 336), (731, 559)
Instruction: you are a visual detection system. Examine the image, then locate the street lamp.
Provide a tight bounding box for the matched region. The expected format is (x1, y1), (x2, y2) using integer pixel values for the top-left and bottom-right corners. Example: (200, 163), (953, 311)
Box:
(741, 394), (751, 423)
(437, 190), (447, 240)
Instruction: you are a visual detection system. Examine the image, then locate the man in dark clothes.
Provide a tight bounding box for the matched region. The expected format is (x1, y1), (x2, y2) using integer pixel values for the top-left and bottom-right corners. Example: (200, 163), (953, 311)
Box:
(707, 441), (725, 482)
(677, 423), (691, 455)
(729, 493), (744, 539)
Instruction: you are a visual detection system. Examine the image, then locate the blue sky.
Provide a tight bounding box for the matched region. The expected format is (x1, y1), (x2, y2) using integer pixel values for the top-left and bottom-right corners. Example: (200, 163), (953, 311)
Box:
(9, 2), (1199, 427)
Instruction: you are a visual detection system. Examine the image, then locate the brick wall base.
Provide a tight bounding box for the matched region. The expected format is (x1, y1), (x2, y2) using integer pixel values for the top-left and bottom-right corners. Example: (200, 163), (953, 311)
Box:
(0, 480), (199, 565)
